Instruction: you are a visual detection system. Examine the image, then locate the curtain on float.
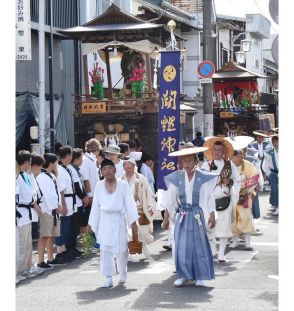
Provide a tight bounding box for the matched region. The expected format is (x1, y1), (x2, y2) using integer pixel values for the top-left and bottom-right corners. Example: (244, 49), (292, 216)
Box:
(16, 91), (67, 150)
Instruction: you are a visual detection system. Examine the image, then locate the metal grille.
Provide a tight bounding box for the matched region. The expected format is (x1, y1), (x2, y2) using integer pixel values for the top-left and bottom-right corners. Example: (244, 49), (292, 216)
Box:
(30, 0), (79, 28)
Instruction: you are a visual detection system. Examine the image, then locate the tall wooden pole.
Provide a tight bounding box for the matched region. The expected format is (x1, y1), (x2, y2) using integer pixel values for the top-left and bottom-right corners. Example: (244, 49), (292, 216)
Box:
(145, 53), (152, 98)
(105, 49), (113, 99)
(83, 54), (89, 95)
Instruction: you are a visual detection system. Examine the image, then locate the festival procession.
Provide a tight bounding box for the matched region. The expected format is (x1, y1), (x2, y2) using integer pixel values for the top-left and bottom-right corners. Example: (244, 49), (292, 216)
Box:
(15, 1), (279, 310)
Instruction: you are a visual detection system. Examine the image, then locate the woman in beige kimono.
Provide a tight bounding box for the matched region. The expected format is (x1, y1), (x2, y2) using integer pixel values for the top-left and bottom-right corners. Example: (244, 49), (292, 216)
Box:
(231, 149), (259, 250)
(122, 156), (157, 258)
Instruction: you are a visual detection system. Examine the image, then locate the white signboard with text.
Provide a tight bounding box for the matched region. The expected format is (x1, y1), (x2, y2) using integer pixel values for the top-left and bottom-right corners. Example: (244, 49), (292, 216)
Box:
(16, 0), (31, 61)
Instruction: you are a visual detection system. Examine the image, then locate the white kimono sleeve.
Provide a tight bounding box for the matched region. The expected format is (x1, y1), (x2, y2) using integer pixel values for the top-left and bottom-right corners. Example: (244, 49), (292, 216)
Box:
(88, 183), (100, 237)
(262, 153), (271, 177)
(199, 179), (217, 215)
(230, 162), (241, 206)
(123, 183), (139, 226)
(160, 184), (179, 223)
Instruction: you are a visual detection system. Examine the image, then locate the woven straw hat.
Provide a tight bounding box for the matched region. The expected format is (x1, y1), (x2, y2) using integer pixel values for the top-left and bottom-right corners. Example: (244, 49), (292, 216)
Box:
(203, 137), (234, 161)
(168, 146), (208, 157)
(252, 130), (269, 138)
(225, 136), (254, 151)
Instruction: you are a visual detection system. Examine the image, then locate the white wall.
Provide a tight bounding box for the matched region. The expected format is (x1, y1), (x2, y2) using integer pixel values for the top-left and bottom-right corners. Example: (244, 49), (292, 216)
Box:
(245, 34), (267, 92)
(181, 31), (202, 100)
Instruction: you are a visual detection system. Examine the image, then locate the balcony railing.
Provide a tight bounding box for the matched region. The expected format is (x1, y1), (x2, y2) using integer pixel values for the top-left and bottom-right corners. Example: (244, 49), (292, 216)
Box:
(213, 105), (270, 117)
(73, 91), (159, 117)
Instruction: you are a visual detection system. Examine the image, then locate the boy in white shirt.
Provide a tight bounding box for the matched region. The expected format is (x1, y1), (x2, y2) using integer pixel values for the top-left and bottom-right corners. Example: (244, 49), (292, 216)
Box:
(68, 148), (89, 256)
(16, 151), (41, 282)
(55, 146), (76, 262)
(37, 153), (63, 267)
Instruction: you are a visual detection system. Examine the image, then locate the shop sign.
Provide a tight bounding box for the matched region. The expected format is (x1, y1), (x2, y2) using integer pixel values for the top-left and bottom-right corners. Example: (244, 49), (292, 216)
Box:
(82, 102), (106, 114)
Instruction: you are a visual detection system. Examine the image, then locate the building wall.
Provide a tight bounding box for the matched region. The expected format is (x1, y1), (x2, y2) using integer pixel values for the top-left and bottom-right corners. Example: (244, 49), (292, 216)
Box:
(16, 32), (62, 94)
(61, 40), (76, 146)
(245, 33), (266, 92)
(181, 30), (202, 100)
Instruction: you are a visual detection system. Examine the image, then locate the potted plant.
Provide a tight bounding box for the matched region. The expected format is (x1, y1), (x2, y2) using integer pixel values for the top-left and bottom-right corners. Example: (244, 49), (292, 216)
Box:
(89, 62), (105, 100)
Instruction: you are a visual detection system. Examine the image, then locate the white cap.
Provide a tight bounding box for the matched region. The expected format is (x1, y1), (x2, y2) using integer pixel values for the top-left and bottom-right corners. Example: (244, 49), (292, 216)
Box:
(129, 151), (142, 161)
(123, 156), (137, 166)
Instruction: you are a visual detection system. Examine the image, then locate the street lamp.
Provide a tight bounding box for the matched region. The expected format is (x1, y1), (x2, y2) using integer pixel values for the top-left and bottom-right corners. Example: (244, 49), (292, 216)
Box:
(241, 39), (251, 52)
(236, 51), (246, 64)
(230, 32), (251, 62)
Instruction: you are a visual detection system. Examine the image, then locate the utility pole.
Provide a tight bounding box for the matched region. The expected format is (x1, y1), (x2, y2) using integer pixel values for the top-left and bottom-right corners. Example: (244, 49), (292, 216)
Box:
(202, 0), (214, 136)
(38, 0), (46, 154)
(48, 0), (55, 153)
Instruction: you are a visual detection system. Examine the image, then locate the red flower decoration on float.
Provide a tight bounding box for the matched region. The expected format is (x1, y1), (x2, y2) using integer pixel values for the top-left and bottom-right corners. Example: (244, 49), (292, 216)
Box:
(89, 61), (105, 84)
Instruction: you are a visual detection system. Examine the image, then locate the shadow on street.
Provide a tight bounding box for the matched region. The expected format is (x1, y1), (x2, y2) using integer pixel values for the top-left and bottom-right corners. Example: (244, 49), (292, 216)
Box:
(75, 285), (138, 305)
(130, 275), (214, 310)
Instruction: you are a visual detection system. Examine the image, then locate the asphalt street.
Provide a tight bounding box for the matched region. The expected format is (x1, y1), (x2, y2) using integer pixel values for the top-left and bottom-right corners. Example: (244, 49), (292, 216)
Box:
(16, 192), (278, 311)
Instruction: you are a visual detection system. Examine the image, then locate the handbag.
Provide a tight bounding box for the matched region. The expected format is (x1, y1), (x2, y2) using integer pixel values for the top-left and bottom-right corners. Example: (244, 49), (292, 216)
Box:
(138, 212), (150, 225)
(215, 196), (231, 211)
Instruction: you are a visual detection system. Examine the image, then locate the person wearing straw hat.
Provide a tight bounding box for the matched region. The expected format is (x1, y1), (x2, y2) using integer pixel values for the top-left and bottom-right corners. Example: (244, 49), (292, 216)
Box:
(249, 130), (271, 189)
(161, 146), (218, 287)
(201, 137), (241, 262)
(249, 130), (271, 158)
(229, 139), (260, 250)
(104, 144), (125, 179)
(262, 134), (279, 215)
(88, 159), (138, 288)
(121, 156), (157, 258)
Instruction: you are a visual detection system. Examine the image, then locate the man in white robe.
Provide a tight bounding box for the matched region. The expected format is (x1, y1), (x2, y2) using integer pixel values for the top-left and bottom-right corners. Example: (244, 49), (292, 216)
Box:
(88, 159), (138, 288)
(201, 138), (241, 262)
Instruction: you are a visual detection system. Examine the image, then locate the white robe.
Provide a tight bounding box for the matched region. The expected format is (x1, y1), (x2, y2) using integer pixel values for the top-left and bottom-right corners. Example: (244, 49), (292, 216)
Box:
(88, 179), (138, 254)
(201, 159), (241, 238)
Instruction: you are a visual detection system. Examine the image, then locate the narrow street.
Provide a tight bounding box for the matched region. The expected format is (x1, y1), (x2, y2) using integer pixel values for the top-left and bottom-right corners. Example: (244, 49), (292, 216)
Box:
(16, 192), (278, 311)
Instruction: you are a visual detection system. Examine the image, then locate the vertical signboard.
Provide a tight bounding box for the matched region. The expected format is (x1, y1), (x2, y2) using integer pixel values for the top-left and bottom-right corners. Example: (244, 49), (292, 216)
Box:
(16, 0), (31, 61)
(157, 51), (180, 190)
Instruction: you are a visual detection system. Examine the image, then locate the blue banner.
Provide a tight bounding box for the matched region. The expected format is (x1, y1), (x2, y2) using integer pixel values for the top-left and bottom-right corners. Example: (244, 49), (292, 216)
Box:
(157, 51), (181, 190)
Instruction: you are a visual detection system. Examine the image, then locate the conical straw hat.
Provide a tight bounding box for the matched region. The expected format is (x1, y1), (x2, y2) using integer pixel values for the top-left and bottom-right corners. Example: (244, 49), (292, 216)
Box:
(168, 146), (208, 157)
(224, 136), (254, 151)
(203, 137), (234, 161)
(252, 130), (269, 138)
